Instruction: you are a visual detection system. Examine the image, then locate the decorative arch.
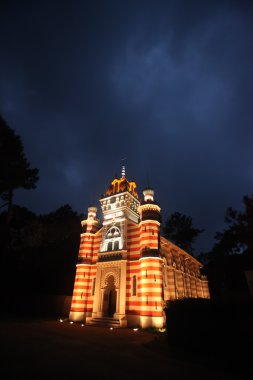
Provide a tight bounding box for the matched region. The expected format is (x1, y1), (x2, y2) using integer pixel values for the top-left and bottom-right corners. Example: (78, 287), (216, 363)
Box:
(101, 269), (120, 288)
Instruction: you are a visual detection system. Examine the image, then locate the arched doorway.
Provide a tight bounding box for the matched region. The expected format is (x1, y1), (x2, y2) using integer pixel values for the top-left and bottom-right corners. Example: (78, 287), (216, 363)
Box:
(103, 275), (117, 317)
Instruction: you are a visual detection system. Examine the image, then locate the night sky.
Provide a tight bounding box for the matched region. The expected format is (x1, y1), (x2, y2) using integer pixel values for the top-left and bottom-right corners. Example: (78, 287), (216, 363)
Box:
(0, 0), (252, 253)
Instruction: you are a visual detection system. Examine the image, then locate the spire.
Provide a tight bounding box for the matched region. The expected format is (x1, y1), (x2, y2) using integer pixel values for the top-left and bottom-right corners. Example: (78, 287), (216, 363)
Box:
(121, 157), (126, 178)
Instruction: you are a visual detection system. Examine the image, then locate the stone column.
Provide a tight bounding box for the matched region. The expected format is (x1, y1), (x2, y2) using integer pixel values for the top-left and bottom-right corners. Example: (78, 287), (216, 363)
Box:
(115, 289), (119, 313)
(92, 265), (102, 318)
(118, 261), (127, 317)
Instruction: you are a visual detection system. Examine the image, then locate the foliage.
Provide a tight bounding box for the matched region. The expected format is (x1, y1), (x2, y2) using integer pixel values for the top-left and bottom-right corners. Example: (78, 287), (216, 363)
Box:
(0, 115), (39, 222)
(39, 205), (79, 244)
(163, 211), (204, 254)
(208, 194), (253, 260)
(0, 204), (82, 295)
(203, 194), (253, 301)
(164, 298), (252, 372)
(0, 116), (83, 297)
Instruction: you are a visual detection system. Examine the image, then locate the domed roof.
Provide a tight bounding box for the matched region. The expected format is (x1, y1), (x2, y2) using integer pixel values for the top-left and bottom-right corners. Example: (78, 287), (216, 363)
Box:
(104, 176), (140, 199)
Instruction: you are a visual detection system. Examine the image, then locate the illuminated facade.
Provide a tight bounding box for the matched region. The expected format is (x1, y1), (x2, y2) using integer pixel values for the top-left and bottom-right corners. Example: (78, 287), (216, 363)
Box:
(69, 168), (210, 328)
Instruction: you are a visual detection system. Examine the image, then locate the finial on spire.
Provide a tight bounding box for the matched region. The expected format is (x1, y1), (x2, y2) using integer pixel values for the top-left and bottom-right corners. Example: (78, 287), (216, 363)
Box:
(121, 157), (126, 178)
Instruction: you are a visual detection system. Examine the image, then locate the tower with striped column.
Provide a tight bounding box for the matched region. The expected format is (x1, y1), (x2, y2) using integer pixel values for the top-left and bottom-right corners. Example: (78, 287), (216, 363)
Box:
(138, 188), (164, 328)
(69, 206), (101, 322)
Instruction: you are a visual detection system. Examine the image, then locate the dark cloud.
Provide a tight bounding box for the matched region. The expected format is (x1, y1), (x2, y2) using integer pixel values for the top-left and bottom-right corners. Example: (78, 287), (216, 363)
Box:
(0, 0), (252, 252)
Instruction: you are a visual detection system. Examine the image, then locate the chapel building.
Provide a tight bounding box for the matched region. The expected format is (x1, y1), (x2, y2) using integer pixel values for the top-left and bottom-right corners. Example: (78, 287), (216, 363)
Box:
(69, 168), (210, 328)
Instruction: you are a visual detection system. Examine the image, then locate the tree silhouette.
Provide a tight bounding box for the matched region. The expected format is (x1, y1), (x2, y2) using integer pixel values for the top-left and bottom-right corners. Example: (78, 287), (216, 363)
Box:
(209, 194), (253, 260)
(0, 115), (39, 223)
(0, 203), (81, 295)
(163, 212), (204, 254)
(203, 195), (253, 301)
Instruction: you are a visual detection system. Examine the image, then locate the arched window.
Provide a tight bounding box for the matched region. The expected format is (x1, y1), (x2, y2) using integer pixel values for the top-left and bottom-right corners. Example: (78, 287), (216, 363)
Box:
(105, 226), (122, 252)
(106, 226), (121, 238)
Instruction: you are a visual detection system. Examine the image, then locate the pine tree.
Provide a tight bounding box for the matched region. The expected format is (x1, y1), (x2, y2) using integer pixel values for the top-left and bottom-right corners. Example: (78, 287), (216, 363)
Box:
(0, 115), (39, 223)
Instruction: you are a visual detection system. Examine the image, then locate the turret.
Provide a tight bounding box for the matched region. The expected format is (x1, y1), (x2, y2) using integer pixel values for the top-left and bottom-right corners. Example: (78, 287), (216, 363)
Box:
(81, 205), (100, 234)
(139, 187), (161, 223)
(138, 187), (161, 254)
(138, 187), (164, 327)
(143, 188), (154, 201)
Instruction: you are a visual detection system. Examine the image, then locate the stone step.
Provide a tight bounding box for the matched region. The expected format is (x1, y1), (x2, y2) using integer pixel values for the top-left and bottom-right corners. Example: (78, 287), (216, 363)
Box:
(92, 317), (118, 322)
(86, 317), (120, 328)
(88, 319), (120, 325)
